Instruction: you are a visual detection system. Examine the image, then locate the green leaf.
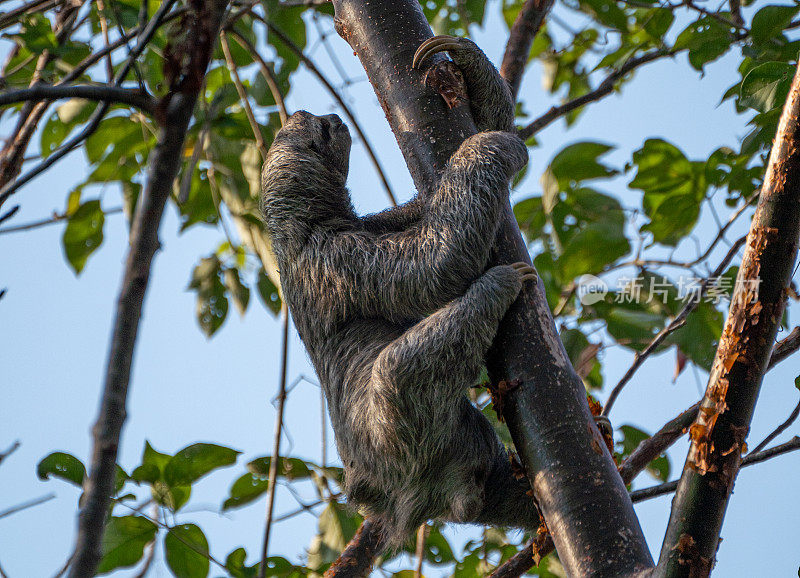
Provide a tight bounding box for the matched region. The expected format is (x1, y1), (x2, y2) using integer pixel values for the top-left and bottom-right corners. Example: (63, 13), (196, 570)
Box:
(224, 268), (250, 315)
(163, 443), (240, 487)
(62, 200), (104, 274)
(97, 516), (157, 574)
(37, 452), (86, 487)
(667, 302), (724, 371)
(189, 256), (229, 337)
(422, 525), (455, 564)
(165, 524), (210, 578)
(131, 441), (170, 483)
(256, 267), (282, 315)
(740, 62), (795, 113)
(559, 221), (630, 279)
(751, 5), (799, 48)
(580, 0), (629, 31)
(547, 141), (618, 188)
(674, 17), (732, 71)
(617, 425), (670, 481)
(630, 139), (705, 245)
(308, 502), (363, 570)
(13, 14), (58, 53)
(222, 472), (270, 511)
(247, 456), (312, 479)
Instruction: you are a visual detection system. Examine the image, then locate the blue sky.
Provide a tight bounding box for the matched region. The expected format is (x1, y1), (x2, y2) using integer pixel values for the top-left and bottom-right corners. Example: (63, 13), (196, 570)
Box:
(1, 2), (799, 577)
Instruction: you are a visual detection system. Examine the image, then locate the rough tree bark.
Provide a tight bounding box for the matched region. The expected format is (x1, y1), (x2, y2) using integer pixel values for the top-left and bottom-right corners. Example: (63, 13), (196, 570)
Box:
(329, 0), (654, 575)
(654, 60), (800, 578)
(68, 1), (230, 576)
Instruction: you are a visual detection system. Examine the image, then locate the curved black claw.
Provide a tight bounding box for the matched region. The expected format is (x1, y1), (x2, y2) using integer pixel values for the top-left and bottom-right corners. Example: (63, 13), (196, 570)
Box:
(412, 35), (466, 70)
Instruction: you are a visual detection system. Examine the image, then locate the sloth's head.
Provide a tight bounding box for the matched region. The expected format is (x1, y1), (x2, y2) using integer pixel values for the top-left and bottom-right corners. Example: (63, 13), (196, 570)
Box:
(265, 110), (352, 186)
(261, 111), (356, 250)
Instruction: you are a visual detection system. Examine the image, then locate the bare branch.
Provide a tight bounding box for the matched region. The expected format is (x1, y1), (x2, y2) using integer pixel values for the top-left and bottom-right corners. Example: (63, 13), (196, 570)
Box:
(0, 84), (156, 112)
(0, 493), (56, 520)
(257, 308), (291, 578)
(749, 399), (800, 455)
(413, 524), (427, 578)
(500, 0), (554, 99)
(0, 0), (60, 32)
(618, 403), (700, 485)
(323, 518), (387, 578)
(519, 49), (674, 140)
(768, 326), (800, 369)
(632, 436), (800, 503)
(0, 206), (122, 235)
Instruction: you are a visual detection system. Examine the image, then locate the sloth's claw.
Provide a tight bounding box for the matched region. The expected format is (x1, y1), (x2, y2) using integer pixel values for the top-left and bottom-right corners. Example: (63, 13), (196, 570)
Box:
(412, 35), (466, 69)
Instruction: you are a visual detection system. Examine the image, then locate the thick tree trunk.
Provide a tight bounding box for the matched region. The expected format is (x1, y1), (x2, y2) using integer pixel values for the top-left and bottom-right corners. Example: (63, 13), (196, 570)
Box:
(654, 61), (800, 578)
(331, 0), (653, 575)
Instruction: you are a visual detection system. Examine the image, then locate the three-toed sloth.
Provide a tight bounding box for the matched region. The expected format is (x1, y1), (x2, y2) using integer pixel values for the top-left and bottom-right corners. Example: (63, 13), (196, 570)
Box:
(261, 36), (539, 547)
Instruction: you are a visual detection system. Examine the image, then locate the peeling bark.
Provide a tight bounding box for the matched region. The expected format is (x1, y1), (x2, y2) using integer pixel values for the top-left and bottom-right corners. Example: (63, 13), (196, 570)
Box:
(655, 62), (800, 578)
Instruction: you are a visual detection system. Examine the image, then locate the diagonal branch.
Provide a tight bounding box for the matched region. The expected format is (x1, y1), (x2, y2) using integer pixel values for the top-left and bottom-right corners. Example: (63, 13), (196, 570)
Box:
(519, 48), (674, 140)
(632, 436), (800, 503)
(0, 85), (156, 113)
(654, 60), (800, 578)
(67, 2), (231, 576)
(500, 0), (554, 99)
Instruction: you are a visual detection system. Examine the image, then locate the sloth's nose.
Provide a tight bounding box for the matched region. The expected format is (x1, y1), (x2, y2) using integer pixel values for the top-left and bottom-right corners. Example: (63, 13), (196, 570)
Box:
(321, 114), (343, 128)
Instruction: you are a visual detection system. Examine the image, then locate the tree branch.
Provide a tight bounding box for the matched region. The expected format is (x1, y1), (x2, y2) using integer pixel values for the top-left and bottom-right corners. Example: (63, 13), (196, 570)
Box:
(768, 326), (800, 369)
(518, 48), (674, 140)
(257, 308), (291, 578)
(500, 0), (554, 99)
(322, 518), (387, 578)
(618, 403), (700, 485)
(749, 398), (800, 455)
(67, 2), (230, 576)
(654, 60), (800, 578)
(632, 436), (800, 503)
(0, 85), (156, 113)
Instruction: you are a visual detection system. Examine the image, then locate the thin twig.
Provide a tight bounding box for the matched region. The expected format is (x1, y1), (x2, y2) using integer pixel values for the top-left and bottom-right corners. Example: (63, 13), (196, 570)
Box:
(749, 399), (800, 455)
(0, 493), (56, 520)
(631, 436), (800, 502)
(0, 85), (156, 113)
(0, 207), (122, 235)
(220, 32), (267, 157)
(519, 49), (674, 139)
(257, 306), (291, 578)
(488, 527), (554, 578)
(228, 29), (289, 124)
(603, 235), (747, 416)
(0, 440), (20, 466)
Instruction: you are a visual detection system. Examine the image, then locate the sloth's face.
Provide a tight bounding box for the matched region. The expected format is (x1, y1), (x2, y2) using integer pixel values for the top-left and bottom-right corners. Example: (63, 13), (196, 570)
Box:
(277, 110), (352, 183)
